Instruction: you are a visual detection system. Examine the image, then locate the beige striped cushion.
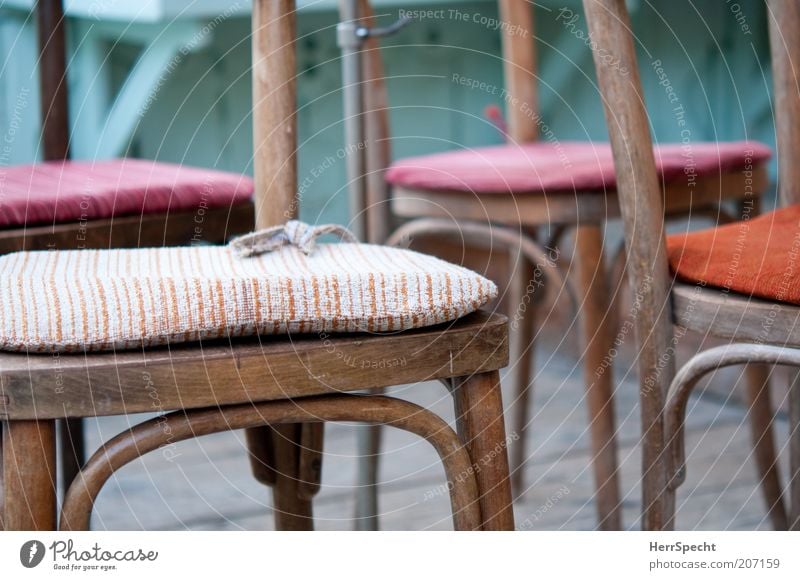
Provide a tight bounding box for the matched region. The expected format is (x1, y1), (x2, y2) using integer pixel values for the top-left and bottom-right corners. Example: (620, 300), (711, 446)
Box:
(0, 244), (497, 352)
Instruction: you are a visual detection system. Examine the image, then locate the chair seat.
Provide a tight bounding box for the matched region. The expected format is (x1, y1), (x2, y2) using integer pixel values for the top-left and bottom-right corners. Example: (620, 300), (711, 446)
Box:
(0, 158), (254, 228)
(0, 233), (497, 352)
(672, 282), (800, 348)
(668, 204), (800, 307)
(386, 141), (771, 195)
(0, 310), (508, 420)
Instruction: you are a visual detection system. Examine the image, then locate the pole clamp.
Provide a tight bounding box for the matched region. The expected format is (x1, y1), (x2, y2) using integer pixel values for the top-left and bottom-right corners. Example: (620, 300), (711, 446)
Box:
(337, 16), (412, 48)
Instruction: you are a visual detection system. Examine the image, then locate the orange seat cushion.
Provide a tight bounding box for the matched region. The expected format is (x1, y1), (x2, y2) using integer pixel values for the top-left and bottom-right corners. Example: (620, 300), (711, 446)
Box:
(667, 204), (800, 305)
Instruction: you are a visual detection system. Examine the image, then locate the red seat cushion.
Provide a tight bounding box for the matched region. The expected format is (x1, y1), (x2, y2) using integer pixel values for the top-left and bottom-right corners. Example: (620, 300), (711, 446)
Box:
(0, 159), (253, 228)
(667, 204), (800, 305)
(386, 141), (771, 195)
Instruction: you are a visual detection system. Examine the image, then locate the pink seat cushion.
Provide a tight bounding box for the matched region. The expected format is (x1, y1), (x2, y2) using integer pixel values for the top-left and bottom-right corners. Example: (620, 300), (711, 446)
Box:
(0, 159), (253, 228)
(386, 141), (772, 195)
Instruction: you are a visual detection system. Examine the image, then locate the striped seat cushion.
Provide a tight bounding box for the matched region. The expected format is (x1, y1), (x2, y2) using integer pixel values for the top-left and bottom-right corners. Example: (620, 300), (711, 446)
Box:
(0, 231), (497, 352)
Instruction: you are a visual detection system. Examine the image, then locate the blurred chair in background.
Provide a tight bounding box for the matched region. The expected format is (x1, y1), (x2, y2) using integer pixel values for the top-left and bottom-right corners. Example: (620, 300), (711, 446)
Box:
(352, 0), (777, 531)
(0, 0), (254, 499)
(583, 0), (794, 530)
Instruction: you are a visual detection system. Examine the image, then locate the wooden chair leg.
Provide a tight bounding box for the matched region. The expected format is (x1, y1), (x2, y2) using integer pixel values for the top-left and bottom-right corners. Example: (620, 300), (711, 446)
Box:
(272, 424), (316, 531)
(0, 423), (4, 531)
(59, 418), (85, 496)
(245, 425), (277, 486)
(573, 224), (622, 530)
(297, 422), (324, 501)
(790, 368), (800, 530)
(246, 424), (316, 530)
(2, 420), (57, 530)
(743, 363), (788, 530)
(451, 370), (514, 530)
(353, 423), (382, 530)
(508, 254), (539, 496)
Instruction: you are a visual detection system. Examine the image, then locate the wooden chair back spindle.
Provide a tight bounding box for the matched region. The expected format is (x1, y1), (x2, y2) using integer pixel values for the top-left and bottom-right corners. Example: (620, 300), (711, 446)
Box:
(358, 0), (393, 243)
(252, 0), (298, 228)
(498, 0), (538, 143)
(581, 0), (675, 530)
(583, 0), (800, 530)
(250, 0), (330, 528)
(356, 0), (540, 241)
(37, 0), (70, 161)
(767, 0), (800, 206)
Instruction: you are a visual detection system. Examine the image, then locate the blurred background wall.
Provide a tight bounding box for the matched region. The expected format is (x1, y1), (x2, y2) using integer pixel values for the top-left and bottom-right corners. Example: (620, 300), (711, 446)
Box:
(0, 0), (776, 226)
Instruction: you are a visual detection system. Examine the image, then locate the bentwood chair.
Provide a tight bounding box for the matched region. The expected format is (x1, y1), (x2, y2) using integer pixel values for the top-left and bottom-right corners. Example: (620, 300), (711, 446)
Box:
(0, 0), (514, 532)
(353, 0), (777, 530)
(0, 0), (255, 493)
(583, 0), (797, 530)
(12, 0), (254, 259)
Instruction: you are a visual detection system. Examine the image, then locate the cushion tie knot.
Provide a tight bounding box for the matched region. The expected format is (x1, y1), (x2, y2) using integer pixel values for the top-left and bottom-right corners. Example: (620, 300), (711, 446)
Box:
(229, 220), (359, 257)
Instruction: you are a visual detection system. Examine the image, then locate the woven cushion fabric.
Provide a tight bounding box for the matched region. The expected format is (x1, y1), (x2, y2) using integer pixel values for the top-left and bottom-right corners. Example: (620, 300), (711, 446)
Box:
(0, 158), (254, 228)
(0, 243), (497, 352)
(385, 141), (771, 194)
(667, 204), (800, 305)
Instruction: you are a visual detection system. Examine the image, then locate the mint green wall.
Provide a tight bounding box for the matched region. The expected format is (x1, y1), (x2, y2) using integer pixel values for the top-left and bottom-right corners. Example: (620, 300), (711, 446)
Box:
(123, 3), (510, 224)
(0, 9), (41, 169)
(1, 1), (776, 226)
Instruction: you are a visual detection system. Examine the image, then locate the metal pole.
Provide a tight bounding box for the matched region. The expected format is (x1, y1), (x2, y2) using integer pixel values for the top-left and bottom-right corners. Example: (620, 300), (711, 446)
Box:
(337, 0), (411, 531)
(337, 0), (366, 241)
(338, 0), (378, 531)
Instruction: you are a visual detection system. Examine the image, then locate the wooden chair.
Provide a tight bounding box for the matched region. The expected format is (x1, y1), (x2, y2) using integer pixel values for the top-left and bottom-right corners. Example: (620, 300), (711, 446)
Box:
(583, 0), (797, 530)
(16, 0), (254, 255)
(0, 0), (255, 494)
(355, 0), (777, 530)
(0, 0), (514, 532)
